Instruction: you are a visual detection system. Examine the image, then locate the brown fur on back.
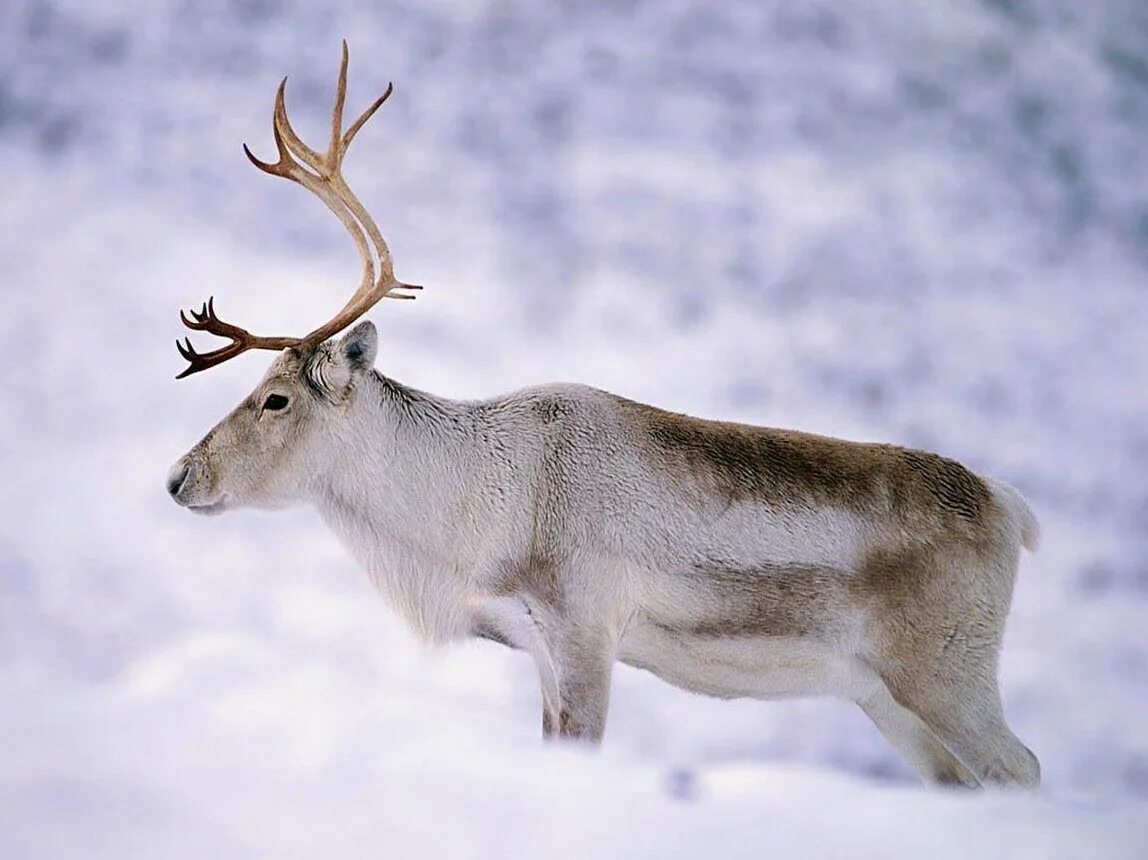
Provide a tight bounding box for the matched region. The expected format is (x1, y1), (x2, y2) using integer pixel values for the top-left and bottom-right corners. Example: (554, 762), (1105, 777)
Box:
(611, 395), (993, 542)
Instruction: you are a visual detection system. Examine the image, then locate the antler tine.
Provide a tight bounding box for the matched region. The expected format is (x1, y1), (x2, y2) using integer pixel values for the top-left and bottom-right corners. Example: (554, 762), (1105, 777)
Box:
(244, 80), (308, 177)
(179, 297), (243, 338)
(329, 39), (350, 171)
(341, 81), (393, 159)
(175, 338), (247, 379)
(270, 79), (323, 172)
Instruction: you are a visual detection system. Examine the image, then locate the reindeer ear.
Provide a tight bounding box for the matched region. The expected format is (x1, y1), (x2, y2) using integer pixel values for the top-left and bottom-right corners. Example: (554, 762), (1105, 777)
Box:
(338, 321), (378, 371)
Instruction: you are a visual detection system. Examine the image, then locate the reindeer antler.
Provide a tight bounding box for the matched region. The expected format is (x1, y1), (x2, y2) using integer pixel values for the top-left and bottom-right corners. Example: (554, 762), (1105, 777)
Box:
(175, 298), (299, 379)
(175, 41), (420, 379)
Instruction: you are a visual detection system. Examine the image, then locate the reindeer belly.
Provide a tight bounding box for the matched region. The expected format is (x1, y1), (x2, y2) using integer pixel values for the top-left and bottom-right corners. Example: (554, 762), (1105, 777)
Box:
(618, 619), (877, 701)
(618, 552), (877, 701)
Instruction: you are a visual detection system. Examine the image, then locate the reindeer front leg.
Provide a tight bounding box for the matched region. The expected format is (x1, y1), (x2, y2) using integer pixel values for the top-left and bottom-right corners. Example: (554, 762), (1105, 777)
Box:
(541, 625), (616, 742)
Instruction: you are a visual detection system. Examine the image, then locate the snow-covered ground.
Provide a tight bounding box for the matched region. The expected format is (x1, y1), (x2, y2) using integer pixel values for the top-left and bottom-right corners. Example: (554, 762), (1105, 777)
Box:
(3, 1), (1147, 856)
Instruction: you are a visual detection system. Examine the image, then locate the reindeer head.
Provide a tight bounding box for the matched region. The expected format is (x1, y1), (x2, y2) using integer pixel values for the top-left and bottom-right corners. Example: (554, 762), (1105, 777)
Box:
(167, 43), (417, 514)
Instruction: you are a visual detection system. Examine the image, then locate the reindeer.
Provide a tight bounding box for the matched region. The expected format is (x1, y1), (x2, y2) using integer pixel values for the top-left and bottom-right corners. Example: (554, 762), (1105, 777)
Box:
(168, 43), (1041, 790)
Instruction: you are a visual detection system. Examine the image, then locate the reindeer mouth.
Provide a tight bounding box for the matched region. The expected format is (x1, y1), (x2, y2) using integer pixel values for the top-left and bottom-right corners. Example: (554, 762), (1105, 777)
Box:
(187, 495), (230, 516)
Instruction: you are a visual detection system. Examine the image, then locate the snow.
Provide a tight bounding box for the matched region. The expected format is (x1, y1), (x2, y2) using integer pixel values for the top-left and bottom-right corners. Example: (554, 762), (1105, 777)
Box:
(3, 0), (1148, 856)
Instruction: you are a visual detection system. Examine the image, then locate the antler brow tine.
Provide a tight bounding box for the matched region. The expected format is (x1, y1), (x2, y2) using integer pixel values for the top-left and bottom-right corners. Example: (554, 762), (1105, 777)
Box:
(175, 42), (417, 379)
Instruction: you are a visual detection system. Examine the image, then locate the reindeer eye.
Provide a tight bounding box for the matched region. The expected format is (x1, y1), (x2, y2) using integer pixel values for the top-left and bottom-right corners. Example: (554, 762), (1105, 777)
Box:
(263, 393), (289, 411)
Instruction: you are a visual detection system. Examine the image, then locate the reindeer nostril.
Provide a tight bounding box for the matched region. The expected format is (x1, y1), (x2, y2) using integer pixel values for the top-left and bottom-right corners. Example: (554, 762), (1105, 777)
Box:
(167, 463), (191, 498)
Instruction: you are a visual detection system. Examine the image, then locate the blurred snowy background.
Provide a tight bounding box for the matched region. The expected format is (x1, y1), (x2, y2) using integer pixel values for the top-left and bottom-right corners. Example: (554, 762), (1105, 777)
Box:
(2, 0), (1147, 856)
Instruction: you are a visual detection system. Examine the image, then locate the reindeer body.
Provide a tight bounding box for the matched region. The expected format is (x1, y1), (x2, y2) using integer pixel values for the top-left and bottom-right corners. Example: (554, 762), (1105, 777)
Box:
(174, 342), (1039, 789)
(169, 45), (1041, 790)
